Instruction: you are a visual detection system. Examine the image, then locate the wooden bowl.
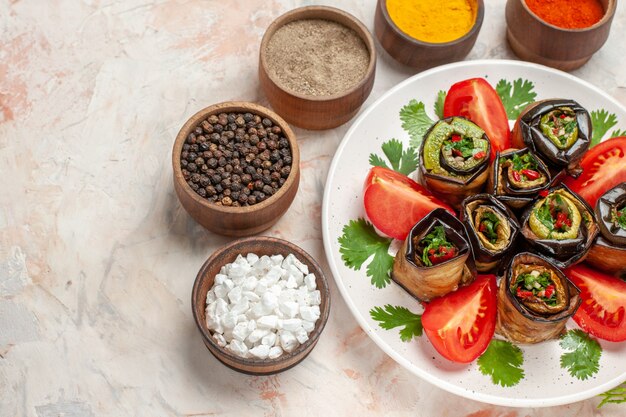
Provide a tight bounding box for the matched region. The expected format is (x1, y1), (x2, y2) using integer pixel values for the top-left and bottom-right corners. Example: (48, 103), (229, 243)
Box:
(172, 102), (300, 237)
(259, 6), (376, 130)
(374, 0), (484, 69)
(191, 237), (331, 375)
(506, 0), (617, 71)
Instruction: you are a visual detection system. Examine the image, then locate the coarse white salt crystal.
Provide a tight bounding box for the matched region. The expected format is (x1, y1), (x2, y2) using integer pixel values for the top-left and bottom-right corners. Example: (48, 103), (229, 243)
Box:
(282, 254), (295, 268)
(206, 289), (217, 304)
(230, 298), (249, 316)
(282, 318), (302, 332)
(304, 274), (316, 291)
(300, 306), (320, 322)
(229, 263), (249, 279)
(249, 344), (270, 359)
(265, 267), (282, 285)
(247, 328), (270, 344)
(232, 322), (250, 342)
(287, 265), (304, 285)
(285, 275), (298, 289)
(295, 287), (308, 307)
(269, 284), (282, 295)
(228, 340), (248, 357)
(261, 332), (277, 346)
(278, 280), (287, 289)
(234, 254), (248, 266)
(249, 302), (270, 319)
(308, 290), (322, 306)
(279, 301), (299, 318)
(213, 333), (226, 347)
(214, 274), (228, 285)
(228, 286), (243, 304)
(207, 315), (223, 334)
(243, 276), (258, 291)
(213, 284), (229, 300)
(206, 300), (217, 318)
(215, 298), (229, 316)
(221, 312), (238, 330)
(246, 253), (259, 265)
(243, 291), (260, 303)
(257, 315), (279, 329)
(268, 346), (283, 359)
(270, 254), (284, 265)
(301, 320), (315, 333)
(279, 288), (295, 303)
(255, 279), (268, 295)
(223, 279), (234, 291)
(262, 292), (278, 309)
(295, 327), (309, 344)
(279, 330), (297, 353)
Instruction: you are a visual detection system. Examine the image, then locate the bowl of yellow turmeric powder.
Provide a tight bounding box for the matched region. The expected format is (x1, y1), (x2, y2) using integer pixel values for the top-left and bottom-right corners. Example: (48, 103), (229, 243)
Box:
(374, 0), (484, 69)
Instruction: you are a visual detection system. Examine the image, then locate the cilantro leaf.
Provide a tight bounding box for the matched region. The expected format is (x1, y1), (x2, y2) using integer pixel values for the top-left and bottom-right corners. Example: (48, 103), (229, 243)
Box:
(496, 78), (537, 119)
(338, 219), (393, 288)
(435, 90), (446, 119)
(400, 100), (435, 149)
(591, 109), (619, 146)
(478, 339), (525, 387)
(610, 128), (626, 138)
(370, 304), (423, 342)
(598, 382), (626, 408)
(368, 139), (419, 175)
(560, 329), (602, 380)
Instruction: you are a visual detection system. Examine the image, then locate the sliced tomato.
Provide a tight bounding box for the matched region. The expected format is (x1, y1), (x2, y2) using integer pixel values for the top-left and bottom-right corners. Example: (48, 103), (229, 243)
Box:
(564, 137), (626, 209)
(363, 167), (454, 240)
(422, 274), (497, 363)
(565, 264), (626, 342)
(443, 78), (511, 160)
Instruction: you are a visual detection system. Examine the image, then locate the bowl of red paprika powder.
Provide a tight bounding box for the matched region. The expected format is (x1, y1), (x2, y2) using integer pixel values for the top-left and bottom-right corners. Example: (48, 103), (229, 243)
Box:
(506, 0), (616, 71)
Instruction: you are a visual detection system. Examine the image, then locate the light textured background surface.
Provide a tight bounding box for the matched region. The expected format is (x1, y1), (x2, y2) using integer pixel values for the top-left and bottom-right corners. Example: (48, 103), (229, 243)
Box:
(0, 1), (624, 416)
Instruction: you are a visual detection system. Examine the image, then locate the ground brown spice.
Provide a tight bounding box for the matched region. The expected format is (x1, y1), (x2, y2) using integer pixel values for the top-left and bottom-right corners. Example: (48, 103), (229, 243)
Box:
(265, 19), (370, 97)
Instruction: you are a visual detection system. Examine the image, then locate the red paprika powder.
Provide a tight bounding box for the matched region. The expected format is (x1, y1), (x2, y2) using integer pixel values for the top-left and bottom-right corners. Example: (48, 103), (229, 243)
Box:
(525, 0), (604, 29)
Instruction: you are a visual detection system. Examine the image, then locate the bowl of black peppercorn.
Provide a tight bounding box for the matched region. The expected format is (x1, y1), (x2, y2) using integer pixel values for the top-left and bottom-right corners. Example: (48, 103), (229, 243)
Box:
(172, 101), (300, 236)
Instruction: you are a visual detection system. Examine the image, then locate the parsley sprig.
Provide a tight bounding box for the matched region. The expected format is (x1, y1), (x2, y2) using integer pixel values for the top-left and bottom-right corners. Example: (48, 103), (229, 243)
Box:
(434, 90), (446, 119)
(338, 219), (394, 289)
(591, 109), (620, 146)
(496, 78), (537, 119)
(370, 304), (423, 342)
(599, 382), (626, 408)
(400, 100), (436, 149)
(478, 339), (525, 387)
(369, 139), (419, 175)
(560, 329), (602, 380)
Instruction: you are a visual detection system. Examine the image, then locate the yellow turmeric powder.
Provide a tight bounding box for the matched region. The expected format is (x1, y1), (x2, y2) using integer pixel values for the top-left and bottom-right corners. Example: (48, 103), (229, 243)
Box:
(387, 0), (476, 44)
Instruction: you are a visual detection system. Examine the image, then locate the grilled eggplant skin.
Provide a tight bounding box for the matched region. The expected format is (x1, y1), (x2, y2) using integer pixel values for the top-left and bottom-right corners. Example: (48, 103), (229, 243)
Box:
(496, 252), (581, 344)
(586, 183), (626, 275)
(512, 99), (591, 178)
(487, 148), (553, 210)
(419, 117), (491, 210)
(391, 208), (476, 302)
(520, 184), (598, 269)
(461, 194), (520, 273)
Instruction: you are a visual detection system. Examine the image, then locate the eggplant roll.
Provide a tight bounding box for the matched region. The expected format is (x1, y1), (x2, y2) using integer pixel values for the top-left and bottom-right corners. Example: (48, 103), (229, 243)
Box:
(512, 99), (591, 178)
(392, 208), (476, 301)
(496, 252), (581, 344)
(461, 194), (520, 273)
(419, 117), (491, 209)
(585, 183), (626, 275)
(487, 148), (552, 210)
(520, 184), (598, 269)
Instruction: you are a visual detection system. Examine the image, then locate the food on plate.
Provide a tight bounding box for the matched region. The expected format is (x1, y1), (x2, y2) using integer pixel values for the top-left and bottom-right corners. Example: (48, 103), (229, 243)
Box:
(363, 166), (454, 240)
(487, 148), (552, 209)
(520, 184), (598, 268)
(391, 208), (475, 302)
(460, 194), (520, 272)
(565, 264), (626, 342)
(422, 274), (497, 363)
(443, 78), (511, 160)
(585, 183), (626, 275)
(418, 117), (491, 209)
(205, 253), (321, 359)
(512, 99), (591, 177)
(564, 136), (626, 209)
(496, 252), (581, 344)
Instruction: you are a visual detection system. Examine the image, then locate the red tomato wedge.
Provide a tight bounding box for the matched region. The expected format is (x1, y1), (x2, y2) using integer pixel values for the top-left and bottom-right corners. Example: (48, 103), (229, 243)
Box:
(364, 167), (454, 240)
(564, 137), (626, 209)
(565, 264), (626, 342)
(422, 274), (497, 363)
(443, 78), (511, 160)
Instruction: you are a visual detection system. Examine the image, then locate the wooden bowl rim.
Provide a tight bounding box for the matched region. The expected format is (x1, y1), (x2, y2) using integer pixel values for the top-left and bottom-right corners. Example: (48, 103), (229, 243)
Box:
(172, 101), (300, 214)
(518, 0), (616, 32)
(191, 236), (331, 369)
(379, 0), (485, 47)
(259, 5), (377, 102)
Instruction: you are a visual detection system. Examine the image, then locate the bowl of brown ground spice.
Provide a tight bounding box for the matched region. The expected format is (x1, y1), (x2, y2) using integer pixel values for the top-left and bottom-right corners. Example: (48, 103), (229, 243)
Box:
(259, 6), (376, 130)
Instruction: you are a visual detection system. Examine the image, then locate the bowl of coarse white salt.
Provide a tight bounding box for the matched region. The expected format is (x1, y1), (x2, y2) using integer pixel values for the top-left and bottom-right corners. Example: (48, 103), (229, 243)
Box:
(191, 236), (331, 375)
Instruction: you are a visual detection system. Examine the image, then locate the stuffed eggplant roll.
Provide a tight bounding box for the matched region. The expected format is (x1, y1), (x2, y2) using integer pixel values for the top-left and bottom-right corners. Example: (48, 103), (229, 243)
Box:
(392, 208), (476, 302)
(461, 194), (520, 272)
(512, 99), (591, 178)
(419, 117), (491, 209)
(585, 183), (626, 276)
(496, 252), (581, 344)
(520, 184), (598, 268)
(487, 148), (552, 209)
